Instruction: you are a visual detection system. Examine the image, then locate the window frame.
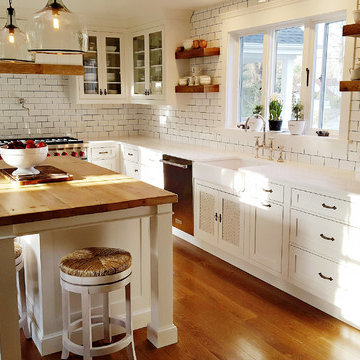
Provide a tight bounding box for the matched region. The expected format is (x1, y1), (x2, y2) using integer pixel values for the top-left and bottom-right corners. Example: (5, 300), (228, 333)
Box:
(223, 0), (353, 140)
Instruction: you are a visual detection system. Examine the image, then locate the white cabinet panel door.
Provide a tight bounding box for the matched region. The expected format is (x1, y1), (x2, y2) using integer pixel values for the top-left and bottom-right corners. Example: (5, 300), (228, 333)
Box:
(218, 192), (245, 256)
(249, 201), (284, 274)
(195, 184), (218, 246)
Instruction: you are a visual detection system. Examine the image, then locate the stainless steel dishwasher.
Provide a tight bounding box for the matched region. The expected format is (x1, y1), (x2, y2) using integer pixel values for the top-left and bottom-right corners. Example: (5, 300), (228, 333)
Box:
(161, 154), (193, 235)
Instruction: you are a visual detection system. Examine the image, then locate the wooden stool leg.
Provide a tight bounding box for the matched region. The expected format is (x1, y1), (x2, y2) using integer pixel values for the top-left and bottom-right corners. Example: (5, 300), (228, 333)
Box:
(125, 283), (137, 360)
(18, 266), (31, 339)
(61, 286), (70, 360)
(82, 289), (92, 360)
(103, 293), (112, 343)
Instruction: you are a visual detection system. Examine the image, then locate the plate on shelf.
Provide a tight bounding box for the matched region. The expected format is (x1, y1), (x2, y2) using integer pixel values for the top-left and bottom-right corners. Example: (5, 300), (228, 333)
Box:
(107, 90), (119, 94)
(84, 73), (97, 81)
(106, 46), (117, 52)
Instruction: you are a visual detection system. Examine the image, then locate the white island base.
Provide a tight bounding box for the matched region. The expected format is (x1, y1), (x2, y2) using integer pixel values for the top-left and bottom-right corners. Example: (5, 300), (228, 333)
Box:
(0, 204), (177, 358)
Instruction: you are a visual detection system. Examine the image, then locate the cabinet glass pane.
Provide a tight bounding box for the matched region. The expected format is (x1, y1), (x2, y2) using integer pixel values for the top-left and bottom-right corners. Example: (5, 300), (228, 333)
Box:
(149, 31), (163, 95)
(83, 35), (99, 95)
(105, 37), (121, 95)
(133, 35), (145, 95)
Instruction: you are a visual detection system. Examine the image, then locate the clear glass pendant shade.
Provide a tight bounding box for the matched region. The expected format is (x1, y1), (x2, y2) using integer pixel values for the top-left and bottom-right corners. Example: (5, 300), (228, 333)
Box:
(0, 6), (33, 62)
(27, 0), (88, 54)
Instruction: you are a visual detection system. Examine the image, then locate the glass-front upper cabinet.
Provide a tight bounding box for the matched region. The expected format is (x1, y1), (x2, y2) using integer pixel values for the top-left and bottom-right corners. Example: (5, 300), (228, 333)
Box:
(78, 32), (124, 101)
(132, 27), (164, 100)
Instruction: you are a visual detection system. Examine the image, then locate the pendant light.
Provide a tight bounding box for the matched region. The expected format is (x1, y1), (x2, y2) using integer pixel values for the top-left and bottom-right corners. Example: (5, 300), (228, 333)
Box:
(27, 0), (88, 54)
(0, 0), (33, 62)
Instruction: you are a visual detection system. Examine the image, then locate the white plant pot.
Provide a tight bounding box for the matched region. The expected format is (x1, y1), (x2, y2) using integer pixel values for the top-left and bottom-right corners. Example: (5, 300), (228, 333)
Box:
(288, 120), (305, 135)
(248, 116), (263, 132)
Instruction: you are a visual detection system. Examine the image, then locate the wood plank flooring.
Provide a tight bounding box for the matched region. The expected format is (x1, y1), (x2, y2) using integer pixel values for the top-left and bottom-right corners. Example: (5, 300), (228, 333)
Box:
(21, 236), (360, 359)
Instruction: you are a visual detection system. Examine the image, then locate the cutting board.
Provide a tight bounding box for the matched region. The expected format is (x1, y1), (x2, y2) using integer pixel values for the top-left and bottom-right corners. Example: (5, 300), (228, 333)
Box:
(0, 165), (73, 185)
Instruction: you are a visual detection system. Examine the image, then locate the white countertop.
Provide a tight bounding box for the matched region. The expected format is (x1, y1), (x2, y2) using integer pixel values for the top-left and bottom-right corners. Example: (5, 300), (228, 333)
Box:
(87, 136), (360, 200)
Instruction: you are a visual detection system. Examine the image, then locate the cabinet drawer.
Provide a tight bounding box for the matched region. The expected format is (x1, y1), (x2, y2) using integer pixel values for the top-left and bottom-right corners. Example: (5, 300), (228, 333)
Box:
(290, 210), (360, 263)
(257, 182), (284, 203)
(123, 146), (139, 163)
(291, 189), (351, 224)
(123, 160), (140, 179)
(90, 146), (116, 160)
(140, 148), (162, 168)
(289, 246), (360, 301)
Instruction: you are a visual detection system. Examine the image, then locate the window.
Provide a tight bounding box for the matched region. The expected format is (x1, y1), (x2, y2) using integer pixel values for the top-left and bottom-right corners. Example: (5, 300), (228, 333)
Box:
(231, 12), (347, 136)
(239, 34), (264, 122)
(311, 20), (346, 130)
(273, 26), (304, 129)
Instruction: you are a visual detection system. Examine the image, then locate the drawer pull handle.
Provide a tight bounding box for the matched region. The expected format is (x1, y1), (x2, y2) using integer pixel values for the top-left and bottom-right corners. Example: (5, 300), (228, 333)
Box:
(134, 169), (139, 172)
(263, 188), (273, 193)
(215, 213), (218, 222)
(99, 151), (109, 155)
(320, 234), (335, 242)
(322, 203), (337, 210)
(128, 153), (133, 156)
(261, 203), (272, 208)
(318, 273), (333, 281)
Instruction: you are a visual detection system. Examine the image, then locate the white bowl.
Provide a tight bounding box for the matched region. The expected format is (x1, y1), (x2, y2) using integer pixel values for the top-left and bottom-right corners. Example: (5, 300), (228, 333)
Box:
(106, 46), (117, 52)
(0, 146), (48, 176)
(183, 39), (193, 50)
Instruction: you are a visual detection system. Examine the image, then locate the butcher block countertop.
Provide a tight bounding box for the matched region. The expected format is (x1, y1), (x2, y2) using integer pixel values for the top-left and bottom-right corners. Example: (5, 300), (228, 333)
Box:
(0, 157), (177, 226)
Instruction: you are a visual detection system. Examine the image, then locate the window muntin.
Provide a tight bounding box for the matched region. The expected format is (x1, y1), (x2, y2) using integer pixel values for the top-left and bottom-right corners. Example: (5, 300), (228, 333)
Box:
(311, 20), (345, 130)
(273, 26), (304, 128)
(238, 34), (264, 123)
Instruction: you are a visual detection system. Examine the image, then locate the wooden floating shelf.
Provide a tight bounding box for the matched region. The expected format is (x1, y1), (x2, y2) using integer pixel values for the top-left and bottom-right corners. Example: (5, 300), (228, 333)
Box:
(343, 24), (360, 37)
(340, 80), (360, 92)
(175, 47), (220, 59)
(0, 61), (85, 76)
(175, 84), (219, 93)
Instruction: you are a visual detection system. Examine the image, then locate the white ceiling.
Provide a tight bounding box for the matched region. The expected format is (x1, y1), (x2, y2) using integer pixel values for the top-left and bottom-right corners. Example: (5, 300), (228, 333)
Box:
(10, 0), (226, 28)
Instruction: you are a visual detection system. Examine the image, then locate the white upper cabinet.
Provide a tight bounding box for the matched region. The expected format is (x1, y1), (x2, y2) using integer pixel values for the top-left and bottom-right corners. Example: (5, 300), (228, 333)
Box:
(70, 32), (126, 104)
(70, 18), (189, 106)
(132, 27), (164, 100)
(129, 21), (189, 105)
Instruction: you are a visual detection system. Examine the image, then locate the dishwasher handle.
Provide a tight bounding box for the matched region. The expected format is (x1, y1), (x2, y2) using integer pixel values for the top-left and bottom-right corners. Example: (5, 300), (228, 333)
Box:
(160, 159), (189, 169)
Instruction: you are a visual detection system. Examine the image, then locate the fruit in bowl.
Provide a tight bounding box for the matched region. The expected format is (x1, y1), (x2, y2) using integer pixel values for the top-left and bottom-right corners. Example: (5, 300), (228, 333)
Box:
(0, 140), (48, 176)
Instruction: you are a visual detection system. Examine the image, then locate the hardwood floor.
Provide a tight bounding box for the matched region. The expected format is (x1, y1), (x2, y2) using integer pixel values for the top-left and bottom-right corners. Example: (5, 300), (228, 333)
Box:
(21, 236), (360, 359)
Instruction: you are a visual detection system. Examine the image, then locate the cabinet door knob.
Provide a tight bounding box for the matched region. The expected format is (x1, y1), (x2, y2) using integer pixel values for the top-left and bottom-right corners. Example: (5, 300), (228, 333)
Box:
(215, 213), (218, 222)
(100, 89), (103, 95)
(322, 203), (337, 210)
(104, 89), (107, 95)
(318, 272), (333, 281)
(261, 203), (272, 208)
(320, 234), (335, 242)
(219, 214), (222, 223)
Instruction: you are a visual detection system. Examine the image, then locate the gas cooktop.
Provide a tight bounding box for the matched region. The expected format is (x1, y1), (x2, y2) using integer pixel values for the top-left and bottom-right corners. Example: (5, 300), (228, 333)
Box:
(0, 137), (83, 146)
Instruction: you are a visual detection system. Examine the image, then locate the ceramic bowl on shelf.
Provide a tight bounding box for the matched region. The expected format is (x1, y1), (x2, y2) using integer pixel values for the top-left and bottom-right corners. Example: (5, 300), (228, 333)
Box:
(199, 75), (211, 85)
(200, 39), (208, 48)
(0, 146), (48, 176)
(106, 46), (117, 52)
(107, 73), (116, 82)
(178, 77), (188, 86)
(183, 39), (193, 50)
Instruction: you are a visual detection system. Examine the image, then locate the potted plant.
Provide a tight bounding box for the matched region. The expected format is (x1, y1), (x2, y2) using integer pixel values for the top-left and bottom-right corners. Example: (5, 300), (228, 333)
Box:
(247, 104), (264, 131)
(268, 94), (283, 131)
(288, 101), (305, 135)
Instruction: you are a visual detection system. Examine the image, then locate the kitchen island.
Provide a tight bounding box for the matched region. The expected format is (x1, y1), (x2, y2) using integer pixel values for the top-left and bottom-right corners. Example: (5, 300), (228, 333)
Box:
(0, 157), (177, 359)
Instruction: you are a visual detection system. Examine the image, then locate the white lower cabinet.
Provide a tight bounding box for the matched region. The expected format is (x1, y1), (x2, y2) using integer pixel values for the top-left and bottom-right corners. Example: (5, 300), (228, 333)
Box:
(195, 182), (245, 256)
(249, 201), (284, 274)
(88, 143), (119, 172)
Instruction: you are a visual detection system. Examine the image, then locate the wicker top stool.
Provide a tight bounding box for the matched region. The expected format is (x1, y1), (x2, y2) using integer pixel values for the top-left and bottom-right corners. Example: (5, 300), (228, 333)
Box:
(59, 247), (136, 360)
(60, 247), (132, 278)
(14, 242), (22, 259)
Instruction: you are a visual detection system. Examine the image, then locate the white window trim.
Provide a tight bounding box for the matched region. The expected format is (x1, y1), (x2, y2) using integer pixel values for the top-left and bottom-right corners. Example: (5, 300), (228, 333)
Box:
(221, 0), (355, 141)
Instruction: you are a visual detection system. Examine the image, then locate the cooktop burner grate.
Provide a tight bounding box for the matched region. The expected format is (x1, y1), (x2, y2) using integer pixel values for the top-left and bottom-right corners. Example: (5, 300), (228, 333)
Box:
(0, 137), (83, 146)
